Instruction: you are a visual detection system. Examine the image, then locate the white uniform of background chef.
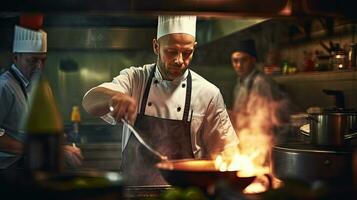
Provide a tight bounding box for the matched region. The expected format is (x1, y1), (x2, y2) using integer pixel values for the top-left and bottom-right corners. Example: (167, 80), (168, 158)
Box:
(82, 15), (239, 185)
(0, 24), (82, 169)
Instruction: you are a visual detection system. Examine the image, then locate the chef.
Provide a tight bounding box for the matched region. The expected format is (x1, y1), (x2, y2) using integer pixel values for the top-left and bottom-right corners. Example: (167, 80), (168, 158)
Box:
(0, 15), (82, 169)
(82, 15), (239, 185)
(230, 39), (291, 137)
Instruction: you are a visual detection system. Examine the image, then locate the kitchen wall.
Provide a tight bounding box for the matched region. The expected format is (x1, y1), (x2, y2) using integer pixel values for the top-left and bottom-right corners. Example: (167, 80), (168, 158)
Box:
(195, 17), (357, 112)
(2, 15), (356, 130)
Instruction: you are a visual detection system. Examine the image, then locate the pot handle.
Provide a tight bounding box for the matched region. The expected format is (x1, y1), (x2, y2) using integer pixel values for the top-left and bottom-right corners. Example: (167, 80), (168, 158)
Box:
(299, 124), (310, 137)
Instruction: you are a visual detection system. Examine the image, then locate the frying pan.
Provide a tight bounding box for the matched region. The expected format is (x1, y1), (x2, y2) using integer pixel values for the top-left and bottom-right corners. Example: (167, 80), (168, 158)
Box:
(122, 119), (255, 190)
(156, 159), (256, 191)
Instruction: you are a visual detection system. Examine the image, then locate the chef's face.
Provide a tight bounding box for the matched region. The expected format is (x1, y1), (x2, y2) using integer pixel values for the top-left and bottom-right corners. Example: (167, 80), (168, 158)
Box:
(153, 33), (196, 80)
(231, 51), (256, 80)
(13, 53), (47, 80)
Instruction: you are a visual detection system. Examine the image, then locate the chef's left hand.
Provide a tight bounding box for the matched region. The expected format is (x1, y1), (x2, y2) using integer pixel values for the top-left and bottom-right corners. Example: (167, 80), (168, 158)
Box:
(63, 144), (84, 168)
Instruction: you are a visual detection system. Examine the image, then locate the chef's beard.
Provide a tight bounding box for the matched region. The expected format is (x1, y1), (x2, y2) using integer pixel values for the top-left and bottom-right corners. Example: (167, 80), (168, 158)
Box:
(157, 56), (186, 81)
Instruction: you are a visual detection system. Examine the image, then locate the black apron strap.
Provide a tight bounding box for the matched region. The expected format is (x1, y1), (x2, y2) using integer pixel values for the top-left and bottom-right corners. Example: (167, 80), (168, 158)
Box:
(139, 66), (192, 122)
(139, 66), (156, 116)
(182, 71), (192, 122)
(8, 67), (27, 100)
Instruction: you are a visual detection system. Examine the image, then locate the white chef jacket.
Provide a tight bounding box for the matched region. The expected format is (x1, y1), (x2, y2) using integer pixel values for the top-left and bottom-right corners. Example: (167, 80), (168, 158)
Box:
(0, 64), (29, 160)
(84, 63), (239, 158)
(233, 68), (290, 126)
(234, 68), (287, 111)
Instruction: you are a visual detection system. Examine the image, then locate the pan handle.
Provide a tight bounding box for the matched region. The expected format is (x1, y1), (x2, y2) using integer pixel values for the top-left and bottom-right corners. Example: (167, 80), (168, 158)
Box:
(256, 173), (273, 190)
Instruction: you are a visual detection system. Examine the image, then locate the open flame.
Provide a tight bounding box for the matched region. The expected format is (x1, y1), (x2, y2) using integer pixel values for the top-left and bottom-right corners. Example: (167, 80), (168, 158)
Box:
(217, 91), (290, 194)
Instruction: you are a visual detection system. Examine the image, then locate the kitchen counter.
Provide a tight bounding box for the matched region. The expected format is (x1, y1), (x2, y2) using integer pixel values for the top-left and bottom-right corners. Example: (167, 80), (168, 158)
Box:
(123, 185), (171, 199)
(2, 169), (357, 200)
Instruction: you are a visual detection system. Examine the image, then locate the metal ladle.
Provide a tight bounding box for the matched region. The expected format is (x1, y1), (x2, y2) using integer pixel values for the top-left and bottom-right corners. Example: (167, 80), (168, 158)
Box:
(121, 119), (168, 161)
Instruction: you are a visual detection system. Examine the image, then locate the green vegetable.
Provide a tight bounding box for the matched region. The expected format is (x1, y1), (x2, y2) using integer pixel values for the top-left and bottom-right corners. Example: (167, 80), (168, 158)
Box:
(160, 187), (207, 200)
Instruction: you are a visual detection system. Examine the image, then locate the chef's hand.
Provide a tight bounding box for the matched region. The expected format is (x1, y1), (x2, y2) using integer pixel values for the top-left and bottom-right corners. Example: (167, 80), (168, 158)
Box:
(109, 92), (137, 124)
(63, 144), (83, 168)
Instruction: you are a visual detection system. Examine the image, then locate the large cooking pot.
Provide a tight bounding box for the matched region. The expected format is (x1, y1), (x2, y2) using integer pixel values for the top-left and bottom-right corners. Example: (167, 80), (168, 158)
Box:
(271, 143), (353, 183)
(156, 159), (256, 192)
(300, 109), (357, 146)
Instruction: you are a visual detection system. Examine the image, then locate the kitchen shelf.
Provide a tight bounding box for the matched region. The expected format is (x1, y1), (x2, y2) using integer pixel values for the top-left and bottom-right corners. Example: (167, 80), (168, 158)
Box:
(272, 69), (357, 112)
(273, 69), (357, 82)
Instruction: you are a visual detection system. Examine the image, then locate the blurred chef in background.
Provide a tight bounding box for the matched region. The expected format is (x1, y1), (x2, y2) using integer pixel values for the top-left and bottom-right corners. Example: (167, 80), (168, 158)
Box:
(230, 39), (291, 141)
(82, 15), (239, 185)
(0, 15), (83, 169)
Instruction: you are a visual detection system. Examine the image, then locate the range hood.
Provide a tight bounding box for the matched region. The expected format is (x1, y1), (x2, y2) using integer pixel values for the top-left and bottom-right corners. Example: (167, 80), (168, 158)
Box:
(0, 0), (354, 19)
(0, 0), (354, 50)
(46, 27), (156, 50)
(0, 14), (266, 50)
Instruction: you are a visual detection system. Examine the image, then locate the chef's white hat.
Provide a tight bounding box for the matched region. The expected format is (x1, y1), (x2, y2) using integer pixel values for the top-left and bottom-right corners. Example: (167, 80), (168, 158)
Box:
(13, 25), (47, 53)
(157, 15), (196, 39)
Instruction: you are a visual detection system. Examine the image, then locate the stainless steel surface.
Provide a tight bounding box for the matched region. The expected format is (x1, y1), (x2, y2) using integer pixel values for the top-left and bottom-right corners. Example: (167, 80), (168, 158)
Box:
(0, 15), (265, 49)
(46, 27), (155, 50)
(271, 143), (353, 182)
(350, 43), (357, 68)
(78, 143), (121, 171)
(121, 119), (168, 161)
(308, 111), (357, 146)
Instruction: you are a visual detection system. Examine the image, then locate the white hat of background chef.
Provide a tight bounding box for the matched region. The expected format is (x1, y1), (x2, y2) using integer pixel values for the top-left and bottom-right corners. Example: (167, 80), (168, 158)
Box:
(13, 25), (47, 53)
(157, 15), (196, 39)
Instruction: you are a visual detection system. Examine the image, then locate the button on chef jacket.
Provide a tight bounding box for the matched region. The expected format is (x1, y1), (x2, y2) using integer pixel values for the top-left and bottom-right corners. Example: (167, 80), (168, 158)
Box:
(85, 63), (239, 158)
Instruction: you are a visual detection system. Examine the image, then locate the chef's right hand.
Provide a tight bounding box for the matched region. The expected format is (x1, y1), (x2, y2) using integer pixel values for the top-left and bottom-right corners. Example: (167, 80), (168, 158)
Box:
(109, 92), (137, 124)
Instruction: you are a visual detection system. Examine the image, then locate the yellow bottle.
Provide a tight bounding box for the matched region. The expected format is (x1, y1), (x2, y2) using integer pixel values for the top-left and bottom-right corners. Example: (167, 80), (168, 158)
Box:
(70, 106), (81, 143)
(71, 106), (81, 123)
(23, 76), (64, 175)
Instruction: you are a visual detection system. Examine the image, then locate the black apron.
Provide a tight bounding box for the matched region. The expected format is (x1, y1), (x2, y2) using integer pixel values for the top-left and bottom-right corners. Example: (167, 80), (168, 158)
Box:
(121, 66), (194, 185)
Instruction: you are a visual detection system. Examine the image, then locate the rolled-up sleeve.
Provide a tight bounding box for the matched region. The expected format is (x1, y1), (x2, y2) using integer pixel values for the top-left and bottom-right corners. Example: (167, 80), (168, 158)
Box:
(201, 91), (239, 158)
(84, 66), (148, 126)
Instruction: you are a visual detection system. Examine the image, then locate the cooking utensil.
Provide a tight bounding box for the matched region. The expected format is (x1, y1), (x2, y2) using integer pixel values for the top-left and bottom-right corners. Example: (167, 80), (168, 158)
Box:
(121, 119), (168, 161)
(156, 159), (256, 191)
(119, 120), (255, 191)
(271, 143), (353, 183)
(299, 111), (357, 146)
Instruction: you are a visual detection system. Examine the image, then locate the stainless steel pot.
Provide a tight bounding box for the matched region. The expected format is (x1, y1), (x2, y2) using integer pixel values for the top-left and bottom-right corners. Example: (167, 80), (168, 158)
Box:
(300, 111), (357, 146)
(271, 143), (353, 183)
